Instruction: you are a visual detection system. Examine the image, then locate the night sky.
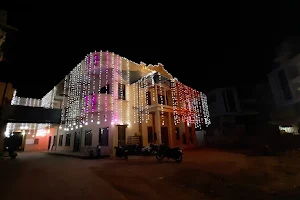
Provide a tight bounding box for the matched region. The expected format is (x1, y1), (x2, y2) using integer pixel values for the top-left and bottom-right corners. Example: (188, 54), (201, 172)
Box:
(1, 3), (299, 98)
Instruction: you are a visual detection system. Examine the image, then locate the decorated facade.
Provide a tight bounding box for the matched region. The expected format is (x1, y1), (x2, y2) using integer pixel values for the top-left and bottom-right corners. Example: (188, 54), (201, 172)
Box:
(5, 51), (210, 154)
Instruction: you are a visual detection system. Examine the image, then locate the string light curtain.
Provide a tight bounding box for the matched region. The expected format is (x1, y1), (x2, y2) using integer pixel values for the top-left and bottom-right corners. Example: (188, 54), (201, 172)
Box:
(171, 80), (210, 128)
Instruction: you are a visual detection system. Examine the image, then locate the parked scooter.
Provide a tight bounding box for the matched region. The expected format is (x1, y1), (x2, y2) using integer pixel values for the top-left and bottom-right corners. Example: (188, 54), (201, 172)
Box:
(141, 143), (159, 155)
(156, 144), (183, 162)
(6, 147), (17, 159)
(114, 145), (128, 159)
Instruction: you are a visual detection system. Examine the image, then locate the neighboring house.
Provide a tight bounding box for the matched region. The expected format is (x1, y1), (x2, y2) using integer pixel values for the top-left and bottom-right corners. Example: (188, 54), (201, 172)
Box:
(206, 83), (276, 145)
(0, 10), (17, 62)
(268, 52), (300, 135)
(0, 82), (15, 155)
(4, 51), (211, 154)
(207, 86), (258, 128)
(4, 88), (58, 151)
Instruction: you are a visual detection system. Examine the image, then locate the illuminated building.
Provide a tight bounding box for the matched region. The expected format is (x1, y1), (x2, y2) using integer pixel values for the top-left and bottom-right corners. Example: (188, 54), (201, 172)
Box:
(5, 51), (210, 154)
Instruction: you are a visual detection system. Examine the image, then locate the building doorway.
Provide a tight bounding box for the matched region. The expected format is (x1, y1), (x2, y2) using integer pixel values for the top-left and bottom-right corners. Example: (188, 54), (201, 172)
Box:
(73, 132), (81, 152)
(147, 126), (154, 143)
(117, 125), (126, 145)
(48, 136), (51, 150)
(13, 132), (23, 151)
(4, 132), (23, 151)
(161, 127), (169, 146)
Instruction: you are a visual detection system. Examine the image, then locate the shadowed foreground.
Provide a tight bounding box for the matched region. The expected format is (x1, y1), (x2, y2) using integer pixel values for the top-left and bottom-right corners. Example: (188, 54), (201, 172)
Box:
(1, 149), (300, 200)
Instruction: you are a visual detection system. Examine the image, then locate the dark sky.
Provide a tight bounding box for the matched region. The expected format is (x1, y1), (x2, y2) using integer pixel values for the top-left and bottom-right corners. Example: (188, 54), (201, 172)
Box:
(1, 3), (300, 98)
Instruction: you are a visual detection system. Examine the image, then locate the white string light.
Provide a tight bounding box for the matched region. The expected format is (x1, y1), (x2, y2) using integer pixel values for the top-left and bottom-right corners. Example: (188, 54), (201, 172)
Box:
(80, 61), (85, 127)
(87, 53), (92, 124)
(97, 51), (102, 124)
(76, 65), (81, 129)
(24, 98), (29, 129)
(84, 57), (88, 126)
(91, 52), (97, 123)
(141, 78), (145, 122)
(61, 75), (67, 129)
(194, 90), (201, 128)
(138, 80), (142, 124)
(119, 56), (123, 124)
(66, 74), (71, 130)
(111, 53), (115, 124)
(201, 92), (211, 126)
(158, 73), (164, 125)
(126, 58), (130, 125)
(70, 72), (75, 129)
(171, 79), (179, 125)
(133, 82), (136, 123)
(29, 98), (33, 133)
(144, 77), (149, 123)
(104, 51), (109, 122)
(115, 55), (119, 123)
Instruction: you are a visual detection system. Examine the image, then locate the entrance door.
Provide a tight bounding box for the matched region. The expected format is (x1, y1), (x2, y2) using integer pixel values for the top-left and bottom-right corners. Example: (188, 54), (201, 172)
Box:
(73, 132), (81, 152)
(118, 125), (126, 145)
(147, 126), (154, 143)
(13, 132), (23, 151)
(161, 127), (169, 146)
(48, 136), (51, 150)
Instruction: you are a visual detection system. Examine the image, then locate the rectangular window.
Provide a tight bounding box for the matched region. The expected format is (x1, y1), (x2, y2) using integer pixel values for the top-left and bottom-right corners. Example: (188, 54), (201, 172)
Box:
(58, 135), (63, 146)
(222, 91), (229, 112)
(278, 69), (292, 100)
(226, 90), (237, 112)
(99, 84), (110, 94)
(157, 94), (165, 105)
(65, 133), (71, 146)
(118, 83), (126, 100)
(99, 128), (109, 146)
(85, 130), (92, 146)
(146, 91), (151, 105)
(34, 139), (39, 144)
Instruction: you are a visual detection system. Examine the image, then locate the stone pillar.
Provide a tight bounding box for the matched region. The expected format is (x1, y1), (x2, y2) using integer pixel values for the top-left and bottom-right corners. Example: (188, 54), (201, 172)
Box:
(164, 87), (167, 105)
(167, 112), (174, 147)
(191, 124), (197, 147)
(184, 122), (191, 147)
(154, 110), (161, 144)
(154, 85), (158, 105)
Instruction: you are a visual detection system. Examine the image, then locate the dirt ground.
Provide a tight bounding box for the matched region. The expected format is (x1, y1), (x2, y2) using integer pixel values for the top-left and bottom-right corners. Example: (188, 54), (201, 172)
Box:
(1, 149), (300, 200)
(91, 149), (300, 200)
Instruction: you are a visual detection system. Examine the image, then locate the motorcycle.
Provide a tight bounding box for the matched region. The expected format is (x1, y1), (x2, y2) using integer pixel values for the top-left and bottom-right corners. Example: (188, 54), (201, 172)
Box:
(114, 145), (128, 159)
(141, 143), (159, 155)
(9, 151), (18, 159)
(156, 144), (183, 162)
(5, 147), (17, 159)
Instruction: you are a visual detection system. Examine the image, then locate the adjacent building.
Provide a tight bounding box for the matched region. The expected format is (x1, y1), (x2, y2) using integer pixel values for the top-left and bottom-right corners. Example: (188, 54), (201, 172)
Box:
(207, 86), (258, 128)
(206, 83), (277, 146)
(0, 10), (17, 62)
(4, 51), (210, 155)
(268, 50), (300, 135)
(0, 82), (15, 155)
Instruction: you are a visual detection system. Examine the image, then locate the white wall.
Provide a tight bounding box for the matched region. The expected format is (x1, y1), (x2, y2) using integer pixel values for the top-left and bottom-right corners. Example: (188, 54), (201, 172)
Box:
(268, 54), (300, 107)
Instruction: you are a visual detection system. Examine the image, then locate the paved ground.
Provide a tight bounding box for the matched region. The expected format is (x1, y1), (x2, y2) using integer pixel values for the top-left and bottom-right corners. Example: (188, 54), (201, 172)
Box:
(1, 149), (300, 200)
